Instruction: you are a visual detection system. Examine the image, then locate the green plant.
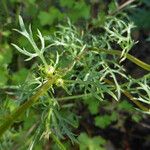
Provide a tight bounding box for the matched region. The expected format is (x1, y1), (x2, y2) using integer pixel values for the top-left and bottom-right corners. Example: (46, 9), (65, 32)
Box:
(129, 0), (150, 29)
(0, 12), (150, 149)
(78, 133), (106, 150)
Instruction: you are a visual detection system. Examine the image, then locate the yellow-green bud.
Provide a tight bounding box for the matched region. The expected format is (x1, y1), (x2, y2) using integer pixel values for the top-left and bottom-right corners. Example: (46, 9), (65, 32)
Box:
(56, 78), (64, 87)
(45, 66), (55, 76)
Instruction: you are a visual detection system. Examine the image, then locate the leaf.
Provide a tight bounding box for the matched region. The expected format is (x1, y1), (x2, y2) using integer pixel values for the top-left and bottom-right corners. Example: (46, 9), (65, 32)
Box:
(12, 68), (29, 85)
(19, 15), (27, 33)
(37, 29), (45, 51)
(38, 7), (63, 26)
(78, 133), (106, 150)
(94, 115), (114, 129)
(69, 1), (90, 22)
(83, 96), (100, 115)
(92, 11), (106, 27)
(132, 115), (141, 123)
(61, 110), (79, 128)
(118, 101), (133, 111)
(110, 112), (118, 121)
(51, 133), (66, 150)
(38, 11), (51, 26)
(11, 44), (37, 59)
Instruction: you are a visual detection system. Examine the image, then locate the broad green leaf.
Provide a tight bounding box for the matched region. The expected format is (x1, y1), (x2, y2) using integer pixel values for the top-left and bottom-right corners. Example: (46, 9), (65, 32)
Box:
(95, 115), (113, 129)
(84, 96), (100, 115)
(78, 132), (106, 150)
(118, 101), (133, 111)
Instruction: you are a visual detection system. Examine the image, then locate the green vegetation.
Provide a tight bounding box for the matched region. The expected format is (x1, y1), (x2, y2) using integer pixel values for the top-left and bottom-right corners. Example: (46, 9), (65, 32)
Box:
(0, 0), (150, 149)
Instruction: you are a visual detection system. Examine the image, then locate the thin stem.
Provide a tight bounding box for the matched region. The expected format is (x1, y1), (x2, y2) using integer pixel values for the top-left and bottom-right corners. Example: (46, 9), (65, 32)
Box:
(110, 0), (136, 15)
(65, 72), (150, 90)
(57, 93), (93, 101)
(119, 73), (150, 88)
(92, 48), (150, 71)
(51, 133), (66, 150)
(118, 0), (136, 11)
(0, 77), (57, 138)
(123, 90), (150, 112)
(103, 78), (150, 112)
(39, 54), (48, 67)
(61, 78), (150, 112)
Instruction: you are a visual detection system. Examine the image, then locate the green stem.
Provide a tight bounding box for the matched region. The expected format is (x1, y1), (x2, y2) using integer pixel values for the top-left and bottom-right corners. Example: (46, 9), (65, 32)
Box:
(60, 78), (150, 112)
(40, 54), (48, 67)
(0, 77), (57, 138)
(51, 133), (66, 150)
(119, 73), (150, 88)
(92, 48), (150, 71)
(103, 78), (150, 112)
(57, 88), (149, 112)
(57, 93), (93, 101)
(123, 90), (150, 112)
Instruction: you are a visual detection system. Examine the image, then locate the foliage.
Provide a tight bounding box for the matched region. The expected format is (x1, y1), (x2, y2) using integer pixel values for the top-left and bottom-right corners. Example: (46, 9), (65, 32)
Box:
(0, 0), (150, 150)
(78, 133), (106, 150)
(129, 0), (150, 29)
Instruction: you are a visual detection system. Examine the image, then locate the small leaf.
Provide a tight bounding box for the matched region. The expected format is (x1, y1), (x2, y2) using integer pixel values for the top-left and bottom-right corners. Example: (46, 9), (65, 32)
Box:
(94, 115), (112, 129)
(37, 29), (45, 51)
(118, 101), (133, 111)
(19, 15), (27, 33)
(38, 7), (63, 26)
(84, 96), (100, 115)
(78, 133), (106, 150)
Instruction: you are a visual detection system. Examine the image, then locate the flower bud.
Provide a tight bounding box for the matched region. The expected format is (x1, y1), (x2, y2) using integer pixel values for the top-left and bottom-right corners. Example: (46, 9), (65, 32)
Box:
(45, 66), (55, 76)
(55, 78), (64, 87)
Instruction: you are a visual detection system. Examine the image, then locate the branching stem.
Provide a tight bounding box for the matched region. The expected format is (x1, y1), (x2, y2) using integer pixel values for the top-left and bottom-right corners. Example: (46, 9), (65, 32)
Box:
(0, 46), (149, 138)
